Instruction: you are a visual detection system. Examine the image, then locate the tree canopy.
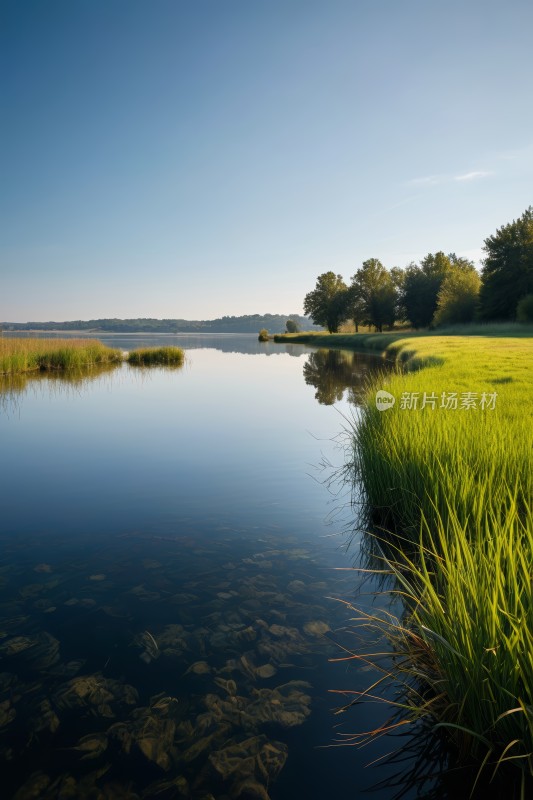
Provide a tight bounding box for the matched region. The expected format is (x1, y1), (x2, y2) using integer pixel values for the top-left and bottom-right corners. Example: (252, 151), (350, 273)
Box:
(433, 265), (481, 326)
(349, 259), (396, 332)
(478, 206), (533, 320)
(401, 252), (475, 328)
(303, 272), (348, 333)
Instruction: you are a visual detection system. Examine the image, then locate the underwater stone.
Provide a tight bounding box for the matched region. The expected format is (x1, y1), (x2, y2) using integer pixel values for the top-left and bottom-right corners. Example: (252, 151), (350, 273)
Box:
(303, 620), (330, 636)
(12, 772), (51, 800)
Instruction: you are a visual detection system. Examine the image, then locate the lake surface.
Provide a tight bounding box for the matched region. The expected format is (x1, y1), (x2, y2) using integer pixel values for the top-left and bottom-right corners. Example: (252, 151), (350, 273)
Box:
(0, 335), (426, 800)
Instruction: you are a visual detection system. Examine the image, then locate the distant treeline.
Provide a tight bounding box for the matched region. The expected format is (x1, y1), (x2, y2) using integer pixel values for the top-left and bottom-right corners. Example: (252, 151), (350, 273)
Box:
(1, 314), (319, 334)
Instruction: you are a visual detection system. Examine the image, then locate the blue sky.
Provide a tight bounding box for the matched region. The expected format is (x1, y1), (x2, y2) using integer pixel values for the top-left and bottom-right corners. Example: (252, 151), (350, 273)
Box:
(2, 0), (532, 321)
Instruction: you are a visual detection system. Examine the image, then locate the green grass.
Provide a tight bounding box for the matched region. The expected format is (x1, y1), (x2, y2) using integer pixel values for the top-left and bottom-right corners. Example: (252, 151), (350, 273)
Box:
(335, 333), (533, 786)
(0, 339), (186, 374)
(126, 346), (185, 366)
(0, 337), (122, 375)
(274, 322), (533, 352)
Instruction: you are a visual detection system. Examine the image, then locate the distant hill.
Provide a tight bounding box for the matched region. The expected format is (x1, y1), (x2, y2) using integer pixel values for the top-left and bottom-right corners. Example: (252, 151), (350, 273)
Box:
(1, 314), (321, 334)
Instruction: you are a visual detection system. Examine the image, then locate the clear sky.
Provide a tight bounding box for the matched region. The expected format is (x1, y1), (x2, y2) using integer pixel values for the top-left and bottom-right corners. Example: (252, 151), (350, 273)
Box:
(2, 0), (532, 322)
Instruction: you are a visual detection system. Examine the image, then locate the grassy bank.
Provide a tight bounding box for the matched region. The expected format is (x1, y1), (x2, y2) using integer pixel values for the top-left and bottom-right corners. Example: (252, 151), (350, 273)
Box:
(0, 337), (122, 375)
(126, 346), (184, 366)
(335, 332), (533, 786)
(274, 322), (532, 353)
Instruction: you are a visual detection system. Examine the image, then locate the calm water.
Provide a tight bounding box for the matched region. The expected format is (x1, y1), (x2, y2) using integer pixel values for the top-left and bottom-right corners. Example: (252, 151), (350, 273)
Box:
(0, 335), (431, 800)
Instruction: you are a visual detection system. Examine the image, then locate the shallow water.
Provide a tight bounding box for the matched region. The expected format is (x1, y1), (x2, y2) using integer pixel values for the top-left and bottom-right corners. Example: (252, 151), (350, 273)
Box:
(0, 335), (424, 799)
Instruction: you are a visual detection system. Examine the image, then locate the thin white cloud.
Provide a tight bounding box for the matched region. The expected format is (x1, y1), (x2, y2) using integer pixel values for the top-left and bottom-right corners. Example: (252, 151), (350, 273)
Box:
(497, 141), (533, 162)
(409, 170), (492, 187)
(454, 170), (491, 182)
(409, 174), (445, 187)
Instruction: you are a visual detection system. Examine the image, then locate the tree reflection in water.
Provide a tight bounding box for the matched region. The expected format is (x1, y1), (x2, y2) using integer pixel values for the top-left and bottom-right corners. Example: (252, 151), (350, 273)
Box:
(303, 348), (390, 406)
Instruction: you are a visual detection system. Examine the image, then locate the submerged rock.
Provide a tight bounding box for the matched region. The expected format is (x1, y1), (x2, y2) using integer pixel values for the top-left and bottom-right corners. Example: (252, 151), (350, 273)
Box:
(142, 775), (189, 798)
(54, 673), (138, 717)
(208, 735), (287, 800)
(156, 625), (190, 658)
(254, 664), (276, 679)
(32, 698), (60, 734)
(12, 772), (51, 799)
(186, 660), (211, 675)
(303, 620), (330, 636)
(71, 732), (108, 760)
(0, 631), (60, 671)
(109, 694), (180, 772)
(213, 677), (237, 696)
(0, 698), (16, 729)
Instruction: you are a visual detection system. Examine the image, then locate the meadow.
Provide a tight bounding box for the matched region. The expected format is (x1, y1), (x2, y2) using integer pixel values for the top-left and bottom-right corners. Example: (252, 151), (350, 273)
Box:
(0, 338), (184, 374)
(284, 328), (533, 790)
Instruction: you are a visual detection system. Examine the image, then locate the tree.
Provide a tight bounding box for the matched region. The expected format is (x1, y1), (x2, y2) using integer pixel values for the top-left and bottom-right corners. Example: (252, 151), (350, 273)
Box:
(402, 252), (469, 328)
(344, 284), (366, 332)
(390, 266), (407, 322)
(433, 265), (481, 326)
(516, 294), (533, 323)
(303, 272), (348, 333)
(350, 258), (397, 332)
(285, 319), (300, 333)
(478, 207), (533, 320)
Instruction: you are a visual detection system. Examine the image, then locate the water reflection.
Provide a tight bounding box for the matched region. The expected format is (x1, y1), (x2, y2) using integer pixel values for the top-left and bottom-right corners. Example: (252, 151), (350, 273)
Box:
(0, 364), (120, 415)
(303, 349), (392, 405)
(0, 343), (414, 799)
(3, 331), (318, 357)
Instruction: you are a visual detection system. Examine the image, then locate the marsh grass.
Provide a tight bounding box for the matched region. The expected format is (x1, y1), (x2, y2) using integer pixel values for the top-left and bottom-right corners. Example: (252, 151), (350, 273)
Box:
(0, 339), (186, 374)
(0, 337), (122, 375)
(126, 346), (185, 366)
(339, 334), (533, 790)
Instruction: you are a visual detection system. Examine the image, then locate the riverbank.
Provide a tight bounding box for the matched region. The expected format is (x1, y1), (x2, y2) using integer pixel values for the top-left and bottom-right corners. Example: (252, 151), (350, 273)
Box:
(365, 336), (532, 786)
(283, 329), (533, 787)
(274, 322), (531, 352)
(0, 338), (185, 375)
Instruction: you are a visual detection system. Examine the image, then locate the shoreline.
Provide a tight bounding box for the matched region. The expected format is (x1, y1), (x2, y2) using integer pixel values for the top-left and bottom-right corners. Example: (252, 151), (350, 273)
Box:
(338, 329), (533, 784)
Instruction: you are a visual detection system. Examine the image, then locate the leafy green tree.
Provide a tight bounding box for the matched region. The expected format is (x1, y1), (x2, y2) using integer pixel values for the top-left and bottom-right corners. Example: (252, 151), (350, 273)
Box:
(350, 258), (397, 332)
(402, 252), (470, 328)
(303, 272), (348, 333)
(478, 207), (533, 320)
(433, 265), (481, 326)
(390, 266), (407, 322)
(344, 284), (366, 332)
(285, 319), (300, 333)
(516, 294), (533, 323)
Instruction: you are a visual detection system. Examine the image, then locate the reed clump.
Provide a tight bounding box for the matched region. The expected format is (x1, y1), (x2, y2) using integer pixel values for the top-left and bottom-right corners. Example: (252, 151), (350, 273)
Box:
(126, 346), (184, 366)
(344, 334), (533, 788)
(0, 337), (122, 375)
